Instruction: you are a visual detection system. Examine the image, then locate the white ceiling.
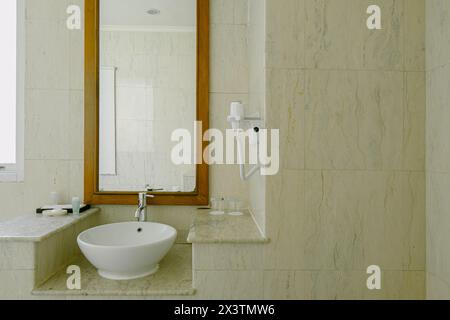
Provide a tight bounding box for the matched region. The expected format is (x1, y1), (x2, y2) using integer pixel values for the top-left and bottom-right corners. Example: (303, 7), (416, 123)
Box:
(100, 0), (196, 28)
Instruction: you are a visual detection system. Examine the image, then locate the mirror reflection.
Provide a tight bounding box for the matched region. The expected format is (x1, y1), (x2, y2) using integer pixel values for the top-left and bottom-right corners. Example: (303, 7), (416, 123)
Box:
(98, 0), (197, 193)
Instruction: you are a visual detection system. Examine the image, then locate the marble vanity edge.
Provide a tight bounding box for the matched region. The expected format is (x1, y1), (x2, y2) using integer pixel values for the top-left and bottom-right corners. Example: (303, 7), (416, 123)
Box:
(187, 210), (270, 244)
(187, 236), (270, 244)
(0, 208), (101, 242)
(31, 288), (196, 297)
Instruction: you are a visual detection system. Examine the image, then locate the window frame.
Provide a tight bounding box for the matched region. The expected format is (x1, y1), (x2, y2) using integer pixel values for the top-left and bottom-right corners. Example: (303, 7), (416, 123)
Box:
(0, 0), (25, 183)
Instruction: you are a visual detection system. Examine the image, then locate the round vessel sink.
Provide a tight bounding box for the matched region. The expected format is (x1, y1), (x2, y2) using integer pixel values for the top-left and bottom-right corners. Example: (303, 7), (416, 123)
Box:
(77, 222), (177, 280)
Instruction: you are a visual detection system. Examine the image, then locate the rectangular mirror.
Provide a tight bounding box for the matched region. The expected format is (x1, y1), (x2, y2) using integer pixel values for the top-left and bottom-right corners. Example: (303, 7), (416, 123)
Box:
(84, 0), (209, 205)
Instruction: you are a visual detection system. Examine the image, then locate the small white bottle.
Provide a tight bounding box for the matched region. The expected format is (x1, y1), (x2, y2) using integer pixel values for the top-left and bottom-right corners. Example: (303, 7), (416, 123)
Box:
(72, 197), (81, 216)
(49, 192), (59, 206)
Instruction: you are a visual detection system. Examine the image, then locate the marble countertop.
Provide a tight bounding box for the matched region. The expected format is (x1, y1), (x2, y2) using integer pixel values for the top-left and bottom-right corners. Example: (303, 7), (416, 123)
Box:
(33, 244), (195, 297)
(0, 208), (100, 242)
(187, 210), (269, 244)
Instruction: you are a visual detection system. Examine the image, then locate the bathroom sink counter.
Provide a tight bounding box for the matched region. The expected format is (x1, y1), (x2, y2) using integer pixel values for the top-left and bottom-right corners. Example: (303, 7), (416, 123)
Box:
(32, 244), (194, 297)
(188, 210), (269, 244)
(0, 209), (100, 242)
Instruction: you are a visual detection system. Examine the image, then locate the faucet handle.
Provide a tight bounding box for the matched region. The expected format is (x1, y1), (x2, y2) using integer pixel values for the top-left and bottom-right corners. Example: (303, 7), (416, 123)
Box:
(138, 192), (155, 204)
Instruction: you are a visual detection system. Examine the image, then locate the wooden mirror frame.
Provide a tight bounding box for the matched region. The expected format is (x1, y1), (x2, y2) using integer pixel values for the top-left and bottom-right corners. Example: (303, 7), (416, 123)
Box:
(84, 0), (209, 205)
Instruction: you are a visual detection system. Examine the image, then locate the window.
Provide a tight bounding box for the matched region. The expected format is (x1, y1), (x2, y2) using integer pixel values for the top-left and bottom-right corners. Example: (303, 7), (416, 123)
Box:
(0, 0), (24, 182)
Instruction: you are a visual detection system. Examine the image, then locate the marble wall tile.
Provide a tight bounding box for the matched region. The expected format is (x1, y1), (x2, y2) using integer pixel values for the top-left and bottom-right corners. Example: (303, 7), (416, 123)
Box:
(265, 271), (363, 300)
(249, 173), (266, 235)
(364, 271), (425, 300)
(248, 0), (266, 121)
(23, 160), (70, 214)
(25, 0), (72, 21)
(211, 24), (249, 93)
(426, 0), (450, 299)
(405, 0), (426, 71)
(426, 64), (450, 172)
(426, 0), (450, 70)
(0, 242), (34, 270)
(427, 273), (450, 300)
(264, 271), (362, 300)
(333, 271), (368, 300)
(211, 0), (249, 25)
(68, 0), (85, 91)
(35, 212), (100, 286)
(254, 270), (424, 300)
(305, 0), (403, 70)
(35, 228), (73, 285)
(193, 244), (263, 271)
(68, 91), (84, 160)
(403, 72), (426, 170)
(211, 0), (238, 25)
(233, 0), (249, 25)
(296, 271), (339, 300)
(309, 171), (366, 271)
(25, 90), (71, 160)
(265, 169), (425, 273)
(305, 0), (361, 70)
(26, 20), (70, 90)
(116, 87), (147, 121)
(263, 271), (300, 300)
(194, 270), (264, 299)
(210, 165), (250, 201)
(426, 172), (450, 283)
(0, 184), (25, 222)
(294, 270), (425, 300)
(264, 170), (305, 270)
(266, 0), (305, 69)
(149, 207), (197, 233)
(359, 0), (404, 71)
(267, 68), (305, 171)
(364, 172), (425, 271)
(0, 270), (35, 299)
(305, 70), (403, 170)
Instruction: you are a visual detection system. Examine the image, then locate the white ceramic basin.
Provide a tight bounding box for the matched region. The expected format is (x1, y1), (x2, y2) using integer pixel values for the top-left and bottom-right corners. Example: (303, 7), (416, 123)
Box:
(77, 222), (177, 280)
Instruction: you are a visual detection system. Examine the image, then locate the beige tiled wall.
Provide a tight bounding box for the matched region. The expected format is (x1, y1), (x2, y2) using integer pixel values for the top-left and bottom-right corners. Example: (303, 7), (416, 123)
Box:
(247, 0), (266, 233)
(0, 0), (250, 233)
(0, 0), (85, 221)
(192, 243), (265, 299)
(426, 0), (450, 298)
(263, 0), (426, 299)
(0, 0), (430, 300)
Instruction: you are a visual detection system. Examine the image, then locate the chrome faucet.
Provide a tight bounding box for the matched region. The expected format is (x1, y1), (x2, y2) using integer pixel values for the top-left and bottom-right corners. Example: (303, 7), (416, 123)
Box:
(135, 192), (155, 222)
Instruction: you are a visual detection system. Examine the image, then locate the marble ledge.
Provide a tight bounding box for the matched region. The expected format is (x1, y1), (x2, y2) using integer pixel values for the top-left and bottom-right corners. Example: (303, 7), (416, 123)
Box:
(0, 208), (100, 242)
(187, 210), (269, 244)
(33, 244), (195, 297)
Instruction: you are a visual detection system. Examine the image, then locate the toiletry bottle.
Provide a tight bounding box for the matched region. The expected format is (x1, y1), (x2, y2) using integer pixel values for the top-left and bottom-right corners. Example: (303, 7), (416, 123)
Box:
(72, 197), (81, 215)
(49, 192), (59, 206)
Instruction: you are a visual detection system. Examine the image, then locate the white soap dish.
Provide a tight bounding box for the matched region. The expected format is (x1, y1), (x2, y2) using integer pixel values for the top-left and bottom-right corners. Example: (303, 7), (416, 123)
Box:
(209, 210), (225, 216)
(42, 209), (68, 217)
(228, 211), (244, 216)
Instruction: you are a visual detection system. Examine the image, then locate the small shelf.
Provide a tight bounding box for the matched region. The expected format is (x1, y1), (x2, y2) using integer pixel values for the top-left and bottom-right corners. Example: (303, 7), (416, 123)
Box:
(0, 209), (100, 242)
(187, 210), (269, 244)
(32, 244), (195, 297)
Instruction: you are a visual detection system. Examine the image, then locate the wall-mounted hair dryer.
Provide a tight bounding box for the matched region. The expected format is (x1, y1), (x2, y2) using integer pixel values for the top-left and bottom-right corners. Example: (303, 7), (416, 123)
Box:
(227, 101), (264, 181)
